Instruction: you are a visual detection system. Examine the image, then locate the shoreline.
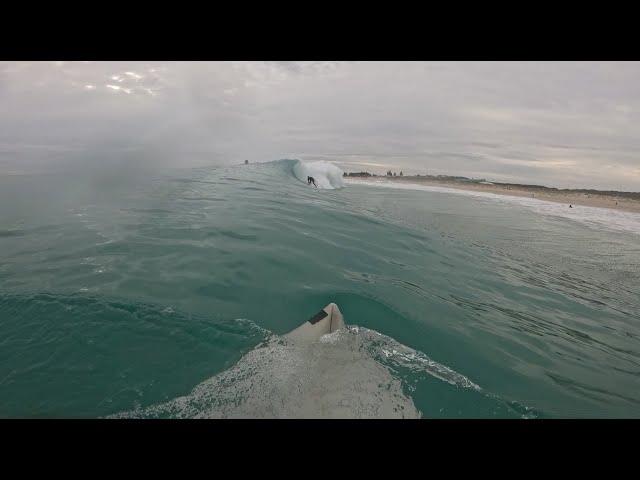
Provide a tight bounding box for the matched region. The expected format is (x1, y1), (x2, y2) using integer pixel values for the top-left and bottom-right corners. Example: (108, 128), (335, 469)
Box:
(345, 177), (640, 214)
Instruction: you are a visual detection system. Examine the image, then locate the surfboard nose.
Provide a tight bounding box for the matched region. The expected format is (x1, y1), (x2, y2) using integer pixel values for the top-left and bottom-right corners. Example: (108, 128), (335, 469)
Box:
(321, 303), (344, 333)
(325, 303), (344, 332)
(284, 303), (345, 343)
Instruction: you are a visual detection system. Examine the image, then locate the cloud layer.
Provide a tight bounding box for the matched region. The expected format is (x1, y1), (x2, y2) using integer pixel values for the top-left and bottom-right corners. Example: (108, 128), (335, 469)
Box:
(1, 61), (639, 189)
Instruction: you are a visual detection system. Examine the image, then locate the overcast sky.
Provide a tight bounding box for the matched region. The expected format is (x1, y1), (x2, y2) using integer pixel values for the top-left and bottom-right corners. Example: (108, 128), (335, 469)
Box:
(1, 61), (639, 190)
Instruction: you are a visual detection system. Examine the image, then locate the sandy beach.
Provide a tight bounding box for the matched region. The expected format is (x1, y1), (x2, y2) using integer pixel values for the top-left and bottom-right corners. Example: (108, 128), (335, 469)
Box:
(346, 176), (640, 214)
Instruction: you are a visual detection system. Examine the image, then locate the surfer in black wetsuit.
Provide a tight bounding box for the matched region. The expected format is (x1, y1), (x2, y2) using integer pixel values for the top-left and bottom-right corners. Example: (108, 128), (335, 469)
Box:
(307, 176), (317, 187)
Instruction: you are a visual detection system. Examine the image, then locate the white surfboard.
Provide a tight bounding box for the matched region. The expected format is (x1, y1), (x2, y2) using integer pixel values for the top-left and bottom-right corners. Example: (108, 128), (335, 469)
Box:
(284, 303), (345, 343)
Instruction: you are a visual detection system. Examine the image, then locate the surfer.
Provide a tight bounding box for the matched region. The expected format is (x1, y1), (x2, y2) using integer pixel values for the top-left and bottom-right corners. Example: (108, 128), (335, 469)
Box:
(307, 176), (317, 187)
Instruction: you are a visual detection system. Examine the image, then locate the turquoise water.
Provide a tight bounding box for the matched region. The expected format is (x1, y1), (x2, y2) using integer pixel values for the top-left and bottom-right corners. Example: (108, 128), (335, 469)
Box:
(1, 159), (639, 418)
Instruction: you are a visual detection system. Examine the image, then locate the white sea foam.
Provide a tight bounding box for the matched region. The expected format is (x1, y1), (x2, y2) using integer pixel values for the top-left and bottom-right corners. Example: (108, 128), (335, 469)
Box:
(108, 324), (482, 419)
(347, 179), (640, 236)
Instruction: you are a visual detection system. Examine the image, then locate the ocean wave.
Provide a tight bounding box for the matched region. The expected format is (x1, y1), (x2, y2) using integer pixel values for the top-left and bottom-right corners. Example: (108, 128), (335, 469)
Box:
(252, 158), (345, 190)
(291, 160), (345, 190)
